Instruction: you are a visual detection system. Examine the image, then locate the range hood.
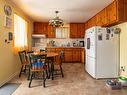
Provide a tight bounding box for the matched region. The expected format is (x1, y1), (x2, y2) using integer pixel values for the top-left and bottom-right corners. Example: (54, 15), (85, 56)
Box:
(32, 34), (46, 38)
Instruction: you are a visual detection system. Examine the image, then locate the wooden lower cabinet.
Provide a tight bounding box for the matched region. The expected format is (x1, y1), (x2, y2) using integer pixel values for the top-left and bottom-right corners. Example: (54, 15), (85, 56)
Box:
(81, 48), (85, 64)
(64, 49), (73, 62)
(46, 47), (85, 63)
(72, 49), (81, 62)
(46, 48), (56, 52)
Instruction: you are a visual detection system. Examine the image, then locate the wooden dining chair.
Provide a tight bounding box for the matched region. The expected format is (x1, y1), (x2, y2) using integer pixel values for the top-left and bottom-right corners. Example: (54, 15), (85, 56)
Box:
(26, 51), (34, 80)
(18, 50), (29, 77)
(53, 51), (64, 78)
(28, 54), (48, 88)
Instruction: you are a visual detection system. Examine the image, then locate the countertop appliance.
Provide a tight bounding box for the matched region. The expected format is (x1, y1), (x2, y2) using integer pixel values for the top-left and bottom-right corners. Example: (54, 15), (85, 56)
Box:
(79, 41), (84, 47)
(85, 26), (119, 79)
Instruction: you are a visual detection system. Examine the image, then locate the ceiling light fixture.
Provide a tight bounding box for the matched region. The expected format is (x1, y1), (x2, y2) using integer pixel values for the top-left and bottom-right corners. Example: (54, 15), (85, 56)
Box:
(49, 11), (64, 28)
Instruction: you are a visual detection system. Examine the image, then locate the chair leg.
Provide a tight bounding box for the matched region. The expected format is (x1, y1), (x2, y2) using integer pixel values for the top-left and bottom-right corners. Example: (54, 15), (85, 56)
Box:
(19, 66), (23, 77)
(24, 65), (27, 73)
(27, 66), (30, 80)
(29, 73), (34, 88)
(43, 71), (46, 88)
(45, 70), (48, 79)
(47, 61), (51, 79)
(60, 65), (64, 77)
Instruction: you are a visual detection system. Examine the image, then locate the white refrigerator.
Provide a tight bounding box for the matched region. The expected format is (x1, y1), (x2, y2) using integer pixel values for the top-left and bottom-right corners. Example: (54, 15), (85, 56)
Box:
(85, 26), (119, 79)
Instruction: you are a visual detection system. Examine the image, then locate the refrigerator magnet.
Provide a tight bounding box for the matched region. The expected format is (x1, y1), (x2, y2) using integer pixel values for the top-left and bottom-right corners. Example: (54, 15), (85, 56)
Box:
(106, 34), (110, 40)
(98, 34), (102, 41)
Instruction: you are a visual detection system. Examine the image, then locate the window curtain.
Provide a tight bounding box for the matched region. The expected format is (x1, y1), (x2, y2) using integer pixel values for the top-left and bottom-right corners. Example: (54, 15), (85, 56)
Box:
(56, 27), (69, 38)
(14, 14), (28, 53)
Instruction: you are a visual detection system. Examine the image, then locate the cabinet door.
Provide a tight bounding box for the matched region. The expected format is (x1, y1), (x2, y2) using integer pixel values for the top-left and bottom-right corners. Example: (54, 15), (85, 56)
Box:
(70, 23), (78, 38)
(55, 48), (64, 62)
(87, 18), (94, 28)
(91, 16), (97, 26)
(77, 24), (85, 38)
(81, 49), (85, 64)
(124, 0), (127, 21)
(47, 25), (55, 38)
(96, 9), (106, 26)
(64, 50), (73, 62)
(84, 22), (88, 32)
(106, 1), (117, 24)
(101, 9), (107, 25)
(33, 22), (48, 34)
(72, 49), (81, 62)
(34, 22), (43, 34)
(42, 23), (48, 35)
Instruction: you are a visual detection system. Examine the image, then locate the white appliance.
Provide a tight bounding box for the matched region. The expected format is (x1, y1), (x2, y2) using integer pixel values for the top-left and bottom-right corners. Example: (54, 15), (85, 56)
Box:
(85, 26), (119, 79)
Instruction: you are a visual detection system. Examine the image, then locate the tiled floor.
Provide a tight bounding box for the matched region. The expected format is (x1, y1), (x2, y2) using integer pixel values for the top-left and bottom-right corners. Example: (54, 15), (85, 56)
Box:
(10, 63), (127, 95)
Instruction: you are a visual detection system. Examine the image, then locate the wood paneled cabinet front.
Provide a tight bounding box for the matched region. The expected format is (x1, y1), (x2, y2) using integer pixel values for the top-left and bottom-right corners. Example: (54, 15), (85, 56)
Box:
(70, 23), (78, 38)
(72, 49), (81, 62)
(46, 47), (84, 63)
(84, 0), (127, 29)
(78, 24), (85, 38)
(106, 1), (117, 25)
(33, 22), (55, 38)
(47, 25), (55, 38)
(34, 22), (44, 34)
(64, 49), (73, 62)
(70, 23), (85, 38)
(96, 9), (106, 26)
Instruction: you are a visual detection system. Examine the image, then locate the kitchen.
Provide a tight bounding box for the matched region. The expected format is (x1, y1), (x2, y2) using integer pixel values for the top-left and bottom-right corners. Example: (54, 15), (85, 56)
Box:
(32, 23), (85, 63)
(0, 0), (127, 95)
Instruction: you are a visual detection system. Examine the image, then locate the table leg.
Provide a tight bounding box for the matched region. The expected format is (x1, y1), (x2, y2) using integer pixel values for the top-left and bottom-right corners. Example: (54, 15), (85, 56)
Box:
(51, 62), (54, 80)
(47, 59), (50, 79)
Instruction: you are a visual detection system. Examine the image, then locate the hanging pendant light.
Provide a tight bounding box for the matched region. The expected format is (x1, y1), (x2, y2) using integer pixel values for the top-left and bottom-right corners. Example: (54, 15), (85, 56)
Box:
(49, 11), (64, 28)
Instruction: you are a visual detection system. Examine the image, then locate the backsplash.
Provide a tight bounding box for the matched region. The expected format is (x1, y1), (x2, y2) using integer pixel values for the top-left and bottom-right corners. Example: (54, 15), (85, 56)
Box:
(32, 38), (84, 51)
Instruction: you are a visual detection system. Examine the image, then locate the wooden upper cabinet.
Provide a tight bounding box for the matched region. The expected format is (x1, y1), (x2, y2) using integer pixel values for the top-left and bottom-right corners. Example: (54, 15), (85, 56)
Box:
(123, 0), (127, 21)
(70, 23), (85, 38)
(70, 23), (78, 38)
(96, 9), (106, 26)
(84, 0), (127, 27)
(33, 22), (55, 38)
(77, 24), (85, 38)
(106, 1), (117, 25)
(92, 16), (97, 26)
(33, 22), (48, 34)
(84, 22), (88, 30)
(43, 23), (48, 35)
(87, 17), (96, 28)
(47, 25), (55, 38)
(34, 22), (43, 34)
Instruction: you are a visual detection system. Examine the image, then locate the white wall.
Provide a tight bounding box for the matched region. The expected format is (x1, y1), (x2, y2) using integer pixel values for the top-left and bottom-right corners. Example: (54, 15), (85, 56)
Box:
(112, 22), (127, 77)
(0, 0), (33, 87)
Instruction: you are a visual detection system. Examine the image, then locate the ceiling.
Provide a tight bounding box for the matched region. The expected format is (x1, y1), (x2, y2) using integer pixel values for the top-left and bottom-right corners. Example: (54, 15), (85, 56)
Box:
(10, 0), (113, 23)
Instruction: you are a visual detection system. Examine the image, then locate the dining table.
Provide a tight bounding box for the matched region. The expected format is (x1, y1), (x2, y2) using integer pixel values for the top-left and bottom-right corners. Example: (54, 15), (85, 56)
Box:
(32, 51), (59, 80)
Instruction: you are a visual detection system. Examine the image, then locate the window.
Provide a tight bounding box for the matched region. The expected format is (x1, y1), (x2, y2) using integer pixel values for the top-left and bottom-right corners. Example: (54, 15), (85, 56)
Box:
(14, 14), (28, 50)
(56, 27), (69, 38)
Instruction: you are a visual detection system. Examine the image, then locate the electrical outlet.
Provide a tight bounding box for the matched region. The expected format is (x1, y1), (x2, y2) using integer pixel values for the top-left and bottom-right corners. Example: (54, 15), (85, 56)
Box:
(121, 66), (125, 71)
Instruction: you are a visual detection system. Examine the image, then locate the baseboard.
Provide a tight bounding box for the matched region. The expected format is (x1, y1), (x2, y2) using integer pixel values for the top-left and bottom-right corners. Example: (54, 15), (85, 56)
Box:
(0, 71), (19, 87)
